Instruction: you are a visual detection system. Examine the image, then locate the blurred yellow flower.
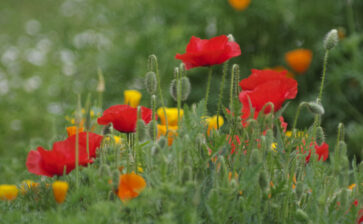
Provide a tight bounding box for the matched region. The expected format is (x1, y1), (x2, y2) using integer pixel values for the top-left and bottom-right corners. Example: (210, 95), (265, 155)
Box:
(0, 185), (18, 201)
(157, 107), (183, 126)
(271, 142), (277, 152)
(19, 180), (39, 194)
(157, 124), (178, 146)
(52, 181), (69, 204)
(66, 126), (84, 137)
(203, 115), (224, 136)
(285, 49), (313, 74)
(228, 0), (251, 11)
(348, 183), (356, 190)
(105, 135), (122, 145)
(124, 90), (142, 108)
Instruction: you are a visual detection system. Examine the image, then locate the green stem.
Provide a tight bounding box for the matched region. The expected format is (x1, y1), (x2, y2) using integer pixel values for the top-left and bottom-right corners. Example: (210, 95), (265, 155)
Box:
(177, 69), (182, 126)
(318, 51), (329, 102)
(292, 102), (307, 133)
(216, 63), (228, 128)
(229, 65), (235, 110)
(346, 0), (355, 34)
(204, 67), (213, 115)
(151, 95), (157, 143)
(75, 127), (79, 189)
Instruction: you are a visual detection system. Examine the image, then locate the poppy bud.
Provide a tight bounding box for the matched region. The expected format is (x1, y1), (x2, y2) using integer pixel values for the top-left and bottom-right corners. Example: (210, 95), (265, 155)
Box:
(180, 77), (191, 101)
(324, 29), (339, 50)
(157, 136), (167, 149)
(295, 209), (310, 222)
(258, 171), (269, 191)
(337, 140), (347, 158)
(145, 71), (157, 94)
(136, 119), (147, 142)
(307, 101), (325, 115)
(316, 127), (325, 146)
(52, 181), (69, 204)
(147, 120), (157, 140)
(0, 185), (18, 201)
(170, 79), (178, 101)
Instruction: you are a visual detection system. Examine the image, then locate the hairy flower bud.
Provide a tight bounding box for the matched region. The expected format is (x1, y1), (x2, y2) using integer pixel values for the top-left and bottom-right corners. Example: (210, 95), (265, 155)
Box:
(157, 136), (167, 149)
(170, 77), (191, 102)
(316, 126), (325, 146)
(307, 101), (325, 115)
(324, 29), (339, 50)
(145, 71), (157, 94)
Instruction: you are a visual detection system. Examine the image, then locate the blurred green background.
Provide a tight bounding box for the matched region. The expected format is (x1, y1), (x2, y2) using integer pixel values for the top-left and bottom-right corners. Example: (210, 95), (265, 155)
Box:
(0, 0), (362, 183)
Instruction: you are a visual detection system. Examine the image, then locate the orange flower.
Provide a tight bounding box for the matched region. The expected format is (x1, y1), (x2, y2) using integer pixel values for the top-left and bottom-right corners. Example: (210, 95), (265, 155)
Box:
(0, 185), (18, 201)
(157, 124), (178, 146)
(117, 172), (146, 201)
(66, 126), (84, 137)
(228, 0), (251, 11)
(285, 49), (313, 74)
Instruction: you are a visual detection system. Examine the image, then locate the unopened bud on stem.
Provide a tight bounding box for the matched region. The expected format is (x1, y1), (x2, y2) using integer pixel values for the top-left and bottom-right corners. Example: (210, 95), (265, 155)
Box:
(324, 29), (339, 50)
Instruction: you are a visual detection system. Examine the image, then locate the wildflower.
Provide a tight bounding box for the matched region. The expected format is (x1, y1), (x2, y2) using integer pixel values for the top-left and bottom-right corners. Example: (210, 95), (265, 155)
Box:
(285, 49), (313, 74)
(348, 184), (356, 191)
(175, 35), (241, 70)
(66, 126), (84, 137)
(228, 0), (251, 11)
(157, 124), (178, 146)
(228, 135), (242, 154)
(117, 172), (146, 202)
(52, 181), (69, 204)
(305, 142), (329, 163)
(26, 132), (103, 177)
(228, 172), (238, 182)
(19, 180), (39, 194)
(0, 185), (18, 201)
(157, 107), (183, 126)
(124, 90), (142, 108)
(239, 69), (297, 122)
(203, 115), (224, 136)
(357, 209), (363, 224)
(105, 135), (122, 145)
(98, 105), (153, 133)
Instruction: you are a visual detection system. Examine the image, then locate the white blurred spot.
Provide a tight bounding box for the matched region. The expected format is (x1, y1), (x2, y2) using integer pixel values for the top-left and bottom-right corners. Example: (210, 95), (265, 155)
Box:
(47, 103), (63, 115)
(0, 79), (9, 95)
(10, 120), (22, 131)
(1, 47), (19, 65)
(26, 49), (46, 66)
(25, 20), (41, 36)
(24, 76), (42, 92)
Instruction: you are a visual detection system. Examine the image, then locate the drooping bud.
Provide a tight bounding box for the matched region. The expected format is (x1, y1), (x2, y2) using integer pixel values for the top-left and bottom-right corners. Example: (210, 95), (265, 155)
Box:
(324, 29), (339, 50)
(145, 71), (157, 95)
(307, 101), (325, 115)
(316, 126), (325, 145)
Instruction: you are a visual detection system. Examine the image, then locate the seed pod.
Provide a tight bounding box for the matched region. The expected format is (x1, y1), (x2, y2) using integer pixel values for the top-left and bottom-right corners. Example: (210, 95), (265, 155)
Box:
(307, 101), (325, 115)
(324, 29), (339, 50)
(316, 127), (325, 145)
(145, 71), (157, 94)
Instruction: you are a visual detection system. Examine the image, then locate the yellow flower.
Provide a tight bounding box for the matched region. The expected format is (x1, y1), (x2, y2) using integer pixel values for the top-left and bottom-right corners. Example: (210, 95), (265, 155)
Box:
(228, 0), (251, 11)
(285, 131), (306, 138)
(105, 135), (122, 145)
(203, 115), (224, 136)
(66, 126), (84, 137)
(124, 90), (142, 108)
(19, 180), (39, 194)
(157, 107), (183, 126)
(157, 124), (179, 146)
(52, 181), (69, 204)
(0, 185), (18, 201)
(271, 142), (277, 152)
(285, 49), (313, 74)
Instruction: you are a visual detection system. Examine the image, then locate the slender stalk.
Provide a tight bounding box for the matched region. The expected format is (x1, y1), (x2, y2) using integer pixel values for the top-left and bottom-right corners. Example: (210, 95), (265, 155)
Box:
(177, 69), (182, 126)
(150, 55), (168, 131)
(229, 65), (235, 110)
(204, 67), (213, 115)
(151, 95), (157, 143)
(216, 62), (228, 128)
(292, 102), (307, 133)
(346, 0), (355, 34)
(318, 51), (329, 102)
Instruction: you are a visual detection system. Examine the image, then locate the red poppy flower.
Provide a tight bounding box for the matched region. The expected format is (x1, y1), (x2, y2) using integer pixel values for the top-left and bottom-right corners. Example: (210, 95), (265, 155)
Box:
(305, 142), (329, 163)
(97, 105), (153, 133)
(26, 132), (103, 177)
(239, 69), (297, 121)
(175, 35), (241, 70)
(357, 209), (363, 224)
